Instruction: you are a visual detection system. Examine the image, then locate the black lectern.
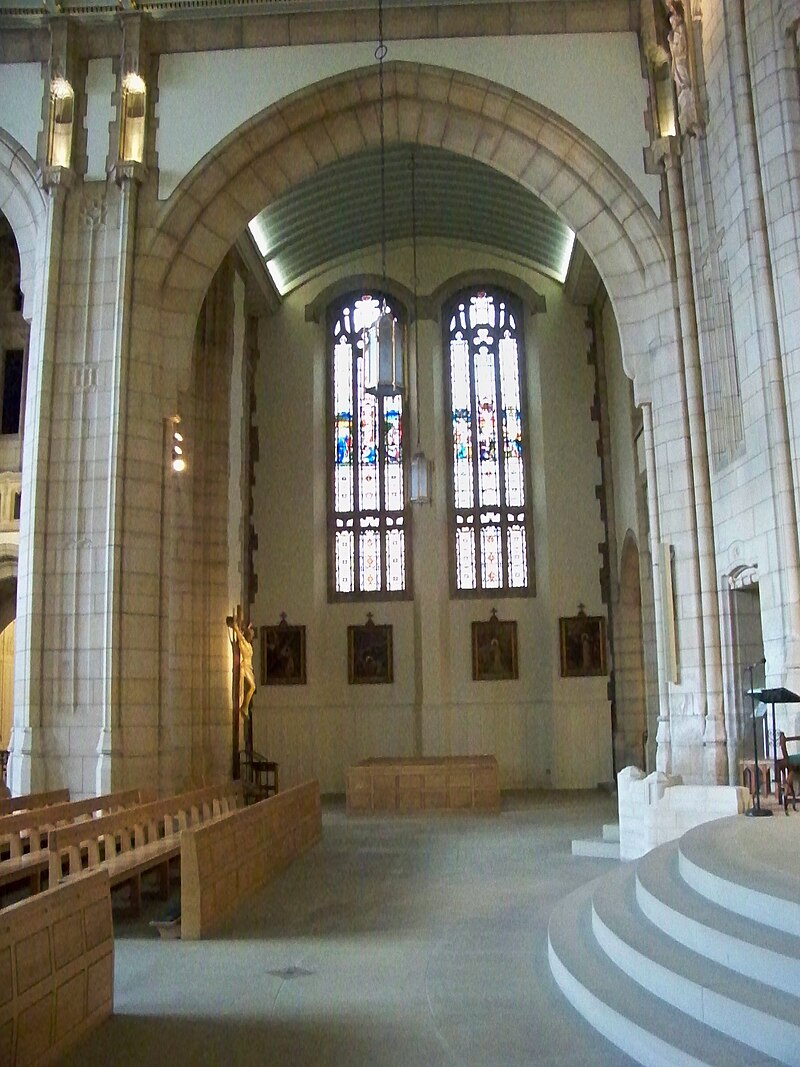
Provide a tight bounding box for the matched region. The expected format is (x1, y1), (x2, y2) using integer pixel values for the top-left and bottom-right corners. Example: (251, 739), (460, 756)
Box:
(747, 687), (800, 812)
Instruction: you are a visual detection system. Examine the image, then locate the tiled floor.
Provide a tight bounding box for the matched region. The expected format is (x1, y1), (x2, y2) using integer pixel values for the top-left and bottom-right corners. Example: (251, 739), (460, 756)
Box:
(64, 792), (636, 1067)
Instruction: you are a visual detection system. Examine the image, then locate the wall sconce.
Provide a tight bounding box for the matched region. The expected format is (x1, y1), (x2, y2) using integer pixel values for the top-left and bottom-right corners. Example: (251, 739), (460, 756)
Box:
(171, 418), (186, 472)
(47, 77), (74, 169)
(120, 71), (146, 164)
(647, 45), (677, 139)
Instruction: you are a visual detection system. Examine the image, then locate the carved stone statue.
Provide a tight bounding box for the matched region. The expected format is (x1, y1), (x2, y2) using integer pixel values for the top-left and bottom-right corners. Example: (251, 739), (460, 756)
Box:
(667, 1), (700, 136)
(227, 607), (256, 719)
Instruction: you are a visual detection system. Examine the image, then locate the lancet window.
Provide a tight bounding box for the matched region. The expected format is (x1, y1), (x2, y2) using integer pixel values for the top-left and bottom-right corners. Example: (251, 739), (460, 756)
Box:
(329, 291), (409, 599)
(445, 287), (532, 595)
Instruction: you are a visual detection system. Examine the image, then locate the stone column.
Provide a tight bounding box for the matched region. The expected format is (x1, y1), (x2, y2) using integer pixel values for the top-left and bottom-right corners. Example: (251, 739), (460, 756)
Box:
(664, 149), (727, 783)
(729, 1), (800, 688)
(8, 180), (67, 794)
(95, 170), (139, 794)
(642, 404), (672, 776)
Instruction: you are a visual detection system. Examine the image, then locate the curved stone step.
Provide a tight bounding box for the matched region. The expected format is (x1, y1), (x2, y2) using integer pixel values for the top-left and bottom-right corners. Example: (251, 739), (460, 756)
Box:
(678, 817), (800, 937)
(548, 879), (783, 1067)
(636, 841), (800, 991)
(591, 863), (800, 1062)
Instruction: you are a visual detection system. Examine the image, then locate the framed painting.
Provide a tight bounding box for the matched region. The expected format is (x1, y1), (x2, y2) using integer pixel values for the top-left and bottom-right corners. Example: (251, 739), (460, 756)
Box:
(348, 614), (393, 684)
(261, 614), (306, 685)
(471, 609), (518, 681)
(559, 612), (607, 677)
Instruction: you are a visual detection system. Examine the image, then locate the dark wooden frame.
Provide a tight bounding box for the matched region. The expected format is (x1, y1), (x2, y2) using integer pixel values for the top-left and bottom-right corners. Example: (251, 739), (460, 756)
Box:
(348, 616), (393, 684)
(442, 284), (536, 599)
(559, 614), (607, 677)
(260, 615), (307, 685)
(326, 289), (413, 604)
(471, 610), (519, 681)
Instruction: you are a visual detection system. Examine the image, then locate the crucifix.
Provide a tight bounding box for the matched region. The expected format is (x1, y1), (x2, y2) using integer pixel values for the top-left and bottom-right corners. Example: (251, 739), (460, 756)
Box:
(226, 604), (257, 779)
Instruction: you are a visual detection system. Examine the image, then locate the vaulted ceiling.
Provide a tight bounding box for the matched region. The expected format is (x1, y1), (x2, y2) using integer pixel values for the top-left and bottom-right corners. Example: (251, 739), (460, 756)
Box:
(248, 144), (575, 297)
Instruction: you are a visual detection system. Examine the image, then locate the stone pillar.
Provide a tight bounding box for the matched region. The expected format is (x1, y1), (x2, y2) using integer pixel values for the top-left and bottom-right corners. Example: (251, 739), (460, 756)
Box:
(664, 150), (727, 783)
(95, 171), (139, 795)
(742, 0), (800, 713)
(642, 404), (672, 776)
(8, 176), (68, 795)
(729, 1), (800, 690)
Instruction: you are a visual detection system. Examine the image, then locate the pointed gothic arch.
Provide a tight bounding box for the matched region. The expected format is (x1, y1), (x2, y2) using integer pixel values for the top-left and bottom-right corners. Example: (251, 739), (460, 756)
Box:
(133, 62), (673, 404)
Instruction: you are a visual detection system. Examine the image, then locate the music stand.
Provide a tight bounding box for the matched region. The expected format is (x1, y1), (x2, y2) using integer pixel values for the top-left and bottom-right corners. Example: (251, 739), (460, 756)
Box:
(745, 696), (771, 817)
(748, 687), (800, 810)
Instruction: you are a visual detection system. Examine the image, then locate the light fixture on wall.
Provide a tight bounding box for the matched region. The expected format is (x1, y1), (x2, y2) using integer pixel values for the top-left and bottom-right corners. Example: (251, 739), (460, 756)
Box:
(120, 70), (147, 164)
(47, 77), (75, 169)
(408, 150), (431, 505)
(171, 417), (186, 473)
(363, 0), (405, 399)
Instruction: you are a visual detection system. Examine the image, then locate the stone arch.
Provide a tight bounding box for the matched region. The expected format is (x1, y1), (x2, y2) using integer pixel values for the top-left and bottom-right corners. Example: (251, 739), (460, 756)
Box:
(615, 529), (648, 771)
(134, 62), (672, 401)
(0, 129), (46, 319)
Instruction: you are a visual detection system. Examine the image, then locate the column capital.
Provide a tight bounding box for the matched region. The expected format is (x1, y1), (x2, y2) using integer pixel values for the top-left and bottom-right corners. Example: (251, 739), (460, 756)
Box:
(114, 160), (146, 187)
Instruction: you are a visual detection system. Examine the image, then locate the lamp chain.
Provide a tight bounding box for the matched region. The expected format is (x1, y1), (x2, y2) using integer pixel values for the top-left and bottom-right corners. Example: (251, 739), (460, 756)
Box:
(375, 0), (387, 286)
(411, 149), (422, 449)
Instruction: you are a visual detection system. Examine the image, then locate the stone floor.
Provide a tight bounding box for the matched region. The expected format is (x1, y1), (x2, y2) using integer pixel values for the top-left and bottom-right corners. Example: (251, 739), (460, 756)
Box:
(64, 791), (636, 1067)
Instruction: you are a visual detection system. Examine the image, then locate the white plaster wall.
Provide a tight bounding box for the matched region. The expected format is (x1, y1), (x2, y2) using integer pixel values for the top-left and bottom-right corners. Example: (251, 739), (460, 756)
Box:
(0, 64), (43, 162)
(156, 34), (659, 210)
(84, 59), (115, 182)
(252, 240), (613, 792)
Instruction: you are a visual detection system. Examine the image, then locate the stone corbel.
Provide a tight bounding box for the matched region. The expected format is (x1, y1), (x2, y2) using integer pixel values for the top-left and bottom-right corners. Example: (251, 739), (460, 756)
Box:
(113, 159), (147, 187)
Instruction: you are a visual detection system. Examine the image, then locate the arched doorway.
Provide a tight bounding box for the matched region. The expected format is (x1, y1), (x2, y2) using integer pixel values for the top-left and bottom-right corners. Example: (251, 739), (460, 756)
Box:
(615, 532), (647, 772)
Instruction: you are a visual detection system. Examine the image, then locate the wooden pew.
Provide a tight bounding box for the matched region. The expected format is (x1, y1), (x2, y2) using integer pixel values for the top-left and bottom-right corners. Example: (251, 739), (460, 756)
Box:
(180, 779), (321, 940)
(0, 789), (148, 898)
(0, 869), (113, 1066)
(0, 789), (70, 817)
(49, 782), (243, 912)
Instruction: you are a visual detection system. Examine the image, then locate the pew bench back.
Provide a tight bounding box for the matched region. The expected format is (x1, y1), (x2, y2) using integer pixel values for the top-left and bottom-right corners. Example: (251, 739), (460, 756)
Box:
(0, 790), (149, 896)
(48, 781), (243, 889)
(181, 779), (321, 940)
(0, 869), (113, 1066)
(0, 790), (70, 818)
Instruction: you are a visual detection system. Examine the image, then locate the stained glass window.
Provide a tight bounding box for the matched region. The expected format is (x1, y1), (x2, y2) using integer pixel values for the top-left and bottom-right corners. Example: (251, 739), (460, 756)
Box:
(330, 292), (409, 599)
(445, 288), (532, 594)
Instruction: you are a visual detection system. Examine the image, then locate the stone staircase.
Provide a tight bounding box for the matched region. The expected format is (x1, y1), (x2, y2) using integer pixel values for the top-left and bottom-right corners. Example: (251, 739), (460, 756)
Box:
(549, 814), (800, 1066)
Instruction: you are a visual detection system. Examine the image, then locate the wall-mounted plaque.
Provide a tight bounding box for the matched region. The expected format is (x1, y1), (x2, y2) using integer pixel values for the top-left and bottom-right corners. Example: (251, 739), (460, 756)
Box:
(348, 614), (393, 684)
(261, 613), (306, 685)
(559, 610), (607, 677)
(471, 609), (518, 681)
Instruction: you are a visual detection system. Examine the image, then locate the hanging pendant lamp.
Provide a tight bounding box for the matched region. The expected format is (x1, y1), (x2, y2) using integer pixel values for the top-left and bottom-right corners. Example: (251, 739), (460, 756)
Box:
(408, 149), (431, 504)
(364, 0), (405, 399)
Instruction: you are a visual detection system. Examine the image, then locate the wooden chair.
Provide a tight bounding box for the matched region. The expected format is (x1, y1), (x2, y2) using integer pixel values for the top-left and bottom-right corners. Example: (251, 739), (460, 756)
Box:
(777, 733), (800, 813)
(239, 749), (279, 805)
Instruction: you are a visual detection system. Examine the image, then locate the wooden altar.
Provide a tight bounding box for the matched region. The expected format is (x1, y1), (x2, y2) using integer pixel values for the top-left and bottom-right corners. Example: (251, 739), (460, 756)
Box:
(346, 755), (500, 814)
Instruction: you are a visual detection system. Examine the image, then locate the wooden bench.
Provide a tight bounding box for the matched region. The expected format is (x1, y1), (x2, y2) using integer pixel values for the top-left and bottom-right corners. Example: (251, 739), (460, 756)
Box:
(0, 789), (70, 818)
(346, 755), (501, 814)
(49, 782), (243, 913)
(0, 869), (113, 1066)
(181, 779), (321, 940)
(0, 789), (148, 898)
